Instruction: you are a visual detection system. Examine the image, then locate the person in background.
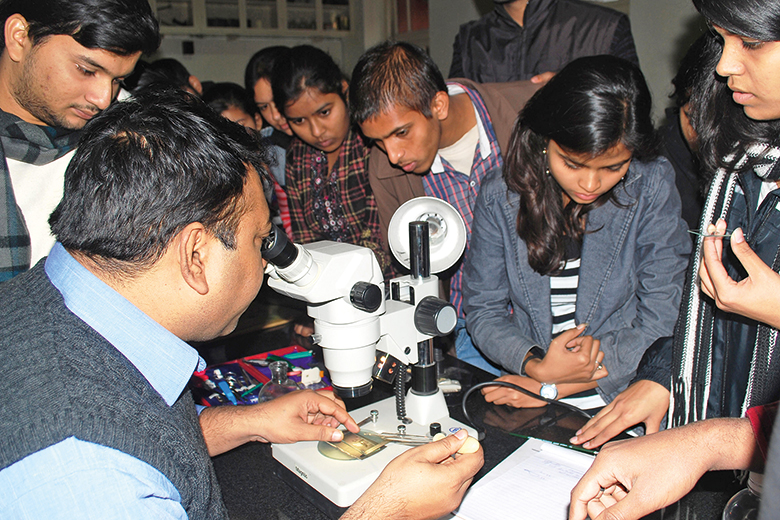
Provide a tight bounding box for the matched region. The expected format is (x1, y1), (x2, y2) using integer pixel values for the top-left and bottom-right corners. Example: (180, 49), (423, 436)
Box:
(245, 45), (293, 139)
(244, 45), (293, 196)
(350, 40), (539, 375)
(0, 87), (483, 519)
(449, 0), (638, 84)
(659, 33), (723, 231)
(570, 0), (780, 455)
(463, 55), (689, 409)
(131, 58), (203, 96)
(203, 81), (291, 236)
(272, 45), (394, 278)
(0, 0), (158, 282)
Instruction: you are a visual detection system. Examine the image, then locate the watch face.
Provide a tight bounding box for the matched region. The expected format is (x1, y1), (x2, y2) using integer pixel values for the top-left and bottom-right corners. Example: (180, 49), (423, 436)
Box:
(540, 384), (558, 400)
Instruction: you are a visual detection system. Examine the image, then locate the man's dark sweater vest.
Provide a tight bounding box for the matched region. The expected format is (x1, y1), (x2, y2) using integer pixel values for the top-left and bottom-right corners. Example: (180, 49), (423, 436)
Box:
(0, 263), (227, 519)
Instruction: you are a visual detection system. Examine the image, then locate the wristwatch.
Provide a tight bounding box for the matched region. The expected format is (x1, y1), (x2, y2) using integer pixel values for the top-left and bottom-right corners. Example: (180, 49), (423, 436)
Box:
(540, 383), (558, 400)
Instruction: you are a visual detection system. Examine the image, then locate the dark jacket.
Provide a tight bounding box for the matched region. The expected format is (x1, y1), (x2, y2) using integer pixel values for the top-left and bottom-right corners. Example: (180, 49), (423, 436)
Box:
(449, 0), (639, 82)
(635, 167), (780, 425)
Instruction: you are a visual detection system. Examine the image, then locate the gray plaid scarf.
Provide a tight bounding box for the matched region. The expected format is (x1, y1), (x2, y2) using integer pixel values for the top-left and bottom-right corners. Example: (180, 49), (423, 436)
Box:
(0, 111), (80, 281)
(670, 142), (780, 427)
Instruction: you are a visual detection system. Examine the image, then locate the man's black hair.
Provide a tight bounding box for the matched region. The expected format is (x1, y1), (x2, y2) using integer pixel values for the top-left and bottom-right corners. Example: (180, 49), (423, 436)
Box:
(49, 88), (273, 275)
(350, 40), (448, 125)
(0, 0), (159, 55)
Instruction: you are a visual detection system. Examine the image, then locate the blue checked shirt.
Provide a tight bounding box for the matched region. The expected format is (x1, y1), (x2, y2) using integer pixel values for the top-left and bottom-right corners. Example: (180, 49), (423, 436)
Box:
(423, 83), (503, 316)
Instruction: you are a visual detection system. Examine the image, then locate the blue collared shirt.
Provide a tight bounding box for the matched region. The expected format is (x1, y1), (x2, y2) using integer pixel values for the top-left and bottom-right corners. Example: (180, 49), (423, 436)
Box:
(0, 243), (206, 519)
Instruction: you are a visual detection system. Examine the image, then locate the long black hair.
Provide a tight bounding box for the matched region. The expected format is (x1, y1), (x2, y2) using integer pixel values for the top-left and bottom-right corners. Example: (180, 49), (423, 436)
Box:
(244, 46), (289, 93)
(693, 0), (780, 42)
(692, 0), (780, 177)
(271, 45), (345, 114)
(505, 55), (658, 275)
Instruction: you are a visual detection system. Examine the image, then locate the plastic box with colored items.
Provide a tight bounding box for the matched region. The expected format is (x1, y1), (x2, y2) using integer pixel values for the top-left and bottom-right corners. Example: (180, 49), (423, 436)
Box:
(191, 345), (332, 406)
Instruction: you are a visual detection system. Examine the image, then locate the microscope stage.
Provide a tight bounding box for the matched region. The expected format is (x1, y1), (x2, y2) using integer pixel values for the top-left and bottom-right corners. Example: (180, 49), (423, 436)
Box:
(272, 395), (476, 508)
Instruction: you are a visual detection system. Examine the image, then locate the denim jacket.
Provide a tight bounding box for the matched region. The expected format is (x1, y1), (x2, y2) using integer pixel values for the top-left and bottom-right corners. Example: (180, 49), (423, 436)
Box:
(463, 157), (691, 402)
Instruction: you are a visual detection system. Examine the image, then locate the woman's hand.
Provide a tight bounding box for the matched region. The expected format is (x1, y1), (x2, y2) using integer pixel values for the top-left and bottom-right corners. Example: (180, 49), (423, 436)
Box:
(525, 324), (608, 384)
(481, 375), (598, 409)
(481, 375), (547, 408)
(569, 380), (670, 449)
(699, 218), (780, 329)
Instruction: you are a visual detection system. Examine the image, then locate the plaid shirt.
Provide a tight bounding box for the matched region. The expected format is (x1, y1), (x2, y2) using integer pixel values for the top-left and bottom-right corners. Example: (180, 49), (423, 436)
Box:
(423, 83), (503, 316)
(0, 111), (80, 282)
(285, 127), (392, 277)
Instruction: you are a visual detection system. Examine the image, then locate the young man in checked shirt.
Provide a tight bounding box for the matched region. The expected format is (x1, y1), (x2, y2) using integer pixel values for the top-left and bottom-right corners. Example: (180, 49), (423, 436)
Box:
(350, 41), (538, 374)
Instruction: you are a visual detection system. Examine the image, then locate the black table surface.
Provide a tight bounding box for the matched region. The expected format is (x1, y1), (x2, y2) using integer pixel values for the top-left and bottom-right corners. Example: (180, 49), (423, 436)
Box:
(211, 354), (600, 520)
(202, 287), (740, 519)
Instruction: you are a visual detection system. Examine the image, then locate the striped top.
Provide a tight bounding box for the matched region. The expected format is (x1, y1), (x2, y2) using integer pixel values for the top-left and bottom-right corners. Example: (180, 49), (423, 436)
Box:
(550, 257), (580, 335)
(550, 237), (582, 335)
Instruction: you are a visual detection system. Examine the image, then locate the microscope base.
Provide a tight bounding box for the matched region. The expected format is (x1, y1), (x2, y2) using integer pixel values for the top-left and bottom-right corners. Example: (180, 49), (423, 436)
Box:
(272, 393), (476, 508)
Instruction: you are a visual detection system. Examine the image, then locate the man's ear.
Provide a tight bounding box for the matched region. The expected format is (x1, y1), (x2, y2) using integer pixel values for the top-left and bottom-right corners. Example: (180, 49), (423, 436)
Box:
(4, 14), (31, 63)
(431, 91), (450, 122)
(178, 222), (210, 296)
(341, 79), (349, 102)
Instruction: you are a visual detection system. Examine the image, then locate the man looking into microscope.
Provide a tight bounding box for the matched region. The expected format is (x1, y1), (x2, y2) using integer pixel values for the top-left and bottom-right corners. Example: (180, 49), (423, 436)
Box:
(0, 88), (482, 519)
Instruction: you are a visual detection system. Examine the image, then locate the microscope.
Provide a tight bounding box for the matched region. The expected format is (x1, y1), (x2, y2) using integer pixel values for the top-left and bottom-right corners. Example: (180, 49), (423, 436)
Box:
(262, 198), (477, 507)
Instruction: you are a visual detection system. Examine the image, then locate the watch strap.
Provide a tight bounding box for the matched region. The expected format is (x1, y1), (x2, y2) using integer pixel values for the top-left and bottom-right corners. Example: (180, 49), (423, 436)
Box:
(520, 346), (545, 376)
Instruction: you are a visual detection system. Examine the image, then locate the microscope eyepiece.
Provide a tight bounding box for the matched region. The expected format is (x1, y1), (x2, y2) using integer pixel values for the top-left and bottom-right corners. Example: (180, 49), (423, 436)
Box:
(261, 224), (298, 269)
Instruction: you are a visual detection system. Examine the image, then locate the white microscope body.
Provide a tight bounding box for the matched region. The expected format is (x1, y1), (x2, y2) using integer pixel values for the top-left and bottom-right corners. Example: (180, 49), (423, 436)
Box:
(263, 198), (474, 507)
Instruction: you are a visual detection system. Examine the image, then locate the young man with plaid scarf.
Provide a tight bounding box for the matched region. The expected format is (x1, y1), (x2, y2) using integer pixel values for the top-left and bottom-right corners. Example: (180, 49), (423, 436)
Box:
(0, 0), (159, 281)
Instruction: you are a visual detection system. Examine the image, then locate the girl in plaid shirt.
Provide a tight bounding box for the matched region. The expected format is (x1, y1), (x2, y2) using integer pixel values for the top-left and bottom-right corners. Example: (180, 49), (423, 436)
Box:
(271, 45), (394, 278)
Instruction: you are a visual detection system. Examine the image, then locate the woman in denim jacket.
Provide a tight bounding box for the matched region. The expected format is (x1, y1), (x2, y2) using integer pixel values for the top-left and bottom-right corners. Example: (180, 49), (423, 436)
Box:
(463, 55), (691, 407)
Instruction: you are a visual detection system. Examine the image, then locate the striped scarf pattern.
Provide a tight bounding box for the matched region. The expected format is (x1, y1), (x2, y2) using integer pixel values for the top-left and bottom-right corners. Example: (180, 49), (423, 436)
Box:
(670, 143), (780, 427)
(0, 111), (80, 281)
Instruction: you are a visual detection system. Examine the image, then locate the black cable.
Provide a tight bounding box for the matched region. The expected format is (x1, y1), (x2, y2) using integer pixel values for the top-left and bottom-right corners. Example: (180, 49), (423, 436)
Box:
(460, 381), (594, 441)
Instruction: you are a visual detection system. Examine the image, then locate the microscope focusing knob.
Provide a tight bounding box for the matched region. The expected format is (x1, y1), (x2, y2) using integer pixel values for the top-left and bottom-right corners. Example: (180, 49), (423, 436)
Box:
(350, 281), (382, 313)
(414, 296), (458, 336)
